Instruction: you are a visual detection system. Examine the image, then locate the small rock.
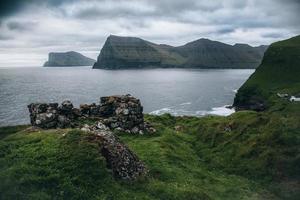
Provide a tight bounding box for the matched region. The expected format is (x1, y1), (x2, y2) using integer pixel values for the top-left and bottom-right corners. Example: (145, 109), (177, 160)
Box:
(72, 108), (81, 117)
(57, 115), (71, 128)
(174, 125), (183, 132)
(81, 124), (91, 132)
(95, 121), (109, 130)
(59, 100), (73, 114)
(131, 126), (139, 134)
(115, 127), (124, 132)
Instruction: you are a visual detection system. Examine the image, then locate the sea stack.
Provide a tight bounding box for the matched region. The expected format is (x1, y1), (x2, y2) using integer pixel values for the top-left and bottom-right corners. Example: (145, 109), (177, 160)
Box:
(44, 51), (95, 67)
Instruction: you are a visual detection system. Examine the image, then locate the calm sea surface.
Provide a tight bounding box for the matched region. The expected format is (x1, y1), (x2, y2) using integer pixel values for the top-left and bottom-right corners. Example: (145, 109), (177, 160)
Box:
(0, 67), (254, 126)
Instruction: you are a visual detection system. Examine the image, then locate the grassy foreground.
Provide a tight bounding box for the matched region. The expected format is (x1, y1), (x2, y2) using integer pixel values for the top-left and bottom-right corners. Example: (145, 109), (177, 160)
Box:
(1, 110), (299, 199)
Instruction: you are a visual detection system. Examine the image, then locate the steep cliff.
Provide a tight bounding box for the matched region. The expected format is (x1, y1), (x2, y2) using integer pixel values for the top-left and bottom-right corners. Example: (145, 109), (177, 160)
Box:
(44, 51), (95, 67)
(234, 35), (300, 110)
(93, 35), (267, 69)
(93, 35), (184, 69)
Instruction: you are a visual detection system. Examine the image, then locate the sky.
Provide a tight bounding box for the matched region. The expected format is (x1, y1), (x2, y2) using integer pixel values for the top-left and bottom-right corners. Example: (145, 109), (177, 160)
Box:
(0, 0), (299, 67)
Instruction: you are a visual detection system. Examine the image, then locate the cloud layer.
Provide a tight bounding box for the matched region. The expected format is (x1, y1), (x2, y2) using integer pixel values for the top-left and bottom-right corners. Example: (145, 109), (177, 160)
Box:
(0, 0), (299, 66)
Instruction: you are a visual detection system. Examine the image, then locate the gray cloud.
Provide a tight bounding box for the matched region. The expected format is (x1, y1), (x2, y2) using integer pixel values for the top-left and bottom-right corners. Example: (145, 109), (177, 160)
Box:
(0, 35), (12, 40)
(262, 33), (285, 39)
(0, 0), (299, 67)
(0, 0), (75, 19)
(7, 21), (37, 31)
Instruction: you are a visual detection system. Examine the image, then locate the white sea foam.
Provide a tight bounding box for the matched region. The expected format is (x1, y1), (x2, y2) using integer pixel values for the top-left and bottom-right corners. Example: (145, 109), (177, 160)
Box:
(150, 105), (235, 117)
(179, 102), (192, 105)
(207, 105), (235, 116)
(149, 107), (172, 115)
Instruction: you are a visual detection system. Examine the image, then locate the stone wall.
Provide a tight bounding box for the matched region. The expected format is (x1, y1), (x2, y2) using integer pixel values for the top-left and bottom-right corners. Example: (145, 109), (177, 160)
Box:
(28, 94), (155, 134)
(28, 100), (80, 129)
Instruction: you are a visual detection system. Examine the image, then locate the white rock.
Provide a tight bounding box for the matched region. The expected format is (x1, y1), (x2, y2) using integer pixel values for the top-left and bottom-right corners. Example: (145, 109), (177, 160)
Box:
(290, 96), (300, 102)
(277, 93), (289, 98)
(96, 121), (109, 130)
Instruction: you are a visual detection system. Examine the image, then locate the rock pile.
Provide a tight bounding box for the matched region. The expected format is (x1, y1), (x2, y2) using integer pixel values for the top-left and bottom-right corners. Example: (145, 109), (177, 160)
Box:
(84, 124), (147, 180)
(28, 94), (156, 134)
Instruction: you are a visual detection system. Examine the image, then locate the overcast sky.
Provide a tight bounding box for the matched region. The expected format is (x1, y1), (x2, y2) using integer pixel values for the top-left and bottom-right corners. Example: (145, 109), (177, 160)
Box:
(0, 0), (299, 67)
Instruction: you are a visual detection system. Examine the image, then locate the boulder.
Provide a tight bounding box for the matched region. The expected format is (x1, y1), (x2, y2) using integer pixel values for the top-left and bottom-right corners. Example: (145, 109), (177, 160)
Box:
(57, 115), (71, 128)
(28, 103), (59, 129)
(79, 103), (101, 117)
(59, 100), (73, 113)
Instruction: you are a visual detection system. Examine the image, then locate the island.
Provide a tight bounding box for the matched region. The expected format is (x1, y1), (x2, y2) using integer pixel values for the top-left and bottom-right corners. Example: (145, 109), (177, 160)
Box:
(93, 35), (268, 69)
(43, 51), (95, 67)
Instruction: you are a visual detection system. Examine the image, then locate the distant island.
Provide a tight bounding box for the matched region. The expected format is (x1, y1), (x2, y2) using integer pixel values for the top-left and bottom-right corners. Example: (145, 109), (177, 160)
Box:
(44, 51), (95, 67)
(93, 35), (268, 69)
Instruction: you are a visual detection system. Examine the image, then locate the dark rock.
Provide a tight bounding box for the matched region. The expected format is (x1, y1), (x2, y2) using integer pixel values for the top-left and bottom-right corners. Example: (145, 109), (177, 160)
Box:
(59, 100), (73, 113)
(79, 103), (101, 117)
(80, 104), (91, 115)
(28, 103), (59, 128)
(57, 115), (71, 128)
(72, 108), (81, 117)
(89, 103), (100, 116)
(81, 123), (147, 180)
(233, 86), (267, 111)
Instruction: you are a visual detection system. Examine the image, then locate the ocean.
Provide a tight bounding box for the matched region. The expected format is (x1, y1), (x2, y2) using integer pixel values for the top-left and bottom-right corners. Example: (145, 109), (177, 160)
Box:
(0, 67), (254, 126)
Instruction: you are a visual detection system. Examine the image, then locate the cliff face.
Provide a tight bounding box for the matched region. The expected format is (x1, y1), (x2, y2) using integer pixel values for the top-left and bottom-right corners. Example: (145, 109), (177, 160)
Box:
(93, 36), (184, 69)
(233, 35), (300, 110)
(174, 39), (265, 69)
(93, 35), (267, 69)
(44, 51), (95, 67)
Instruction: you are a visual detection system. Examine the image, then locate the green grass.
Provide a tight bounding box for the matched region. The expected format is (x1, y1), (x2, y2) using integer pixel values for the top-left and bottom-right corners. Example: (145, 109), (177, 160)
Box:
(0, 125), (29, 139)
(1, 112), (299, 199)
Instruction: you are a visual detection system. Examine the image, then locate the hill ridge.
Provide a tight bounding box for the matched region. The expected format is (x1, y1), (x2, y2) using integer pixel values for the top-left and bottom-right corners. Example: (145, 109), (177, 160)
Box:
(93, 35), (267, 69)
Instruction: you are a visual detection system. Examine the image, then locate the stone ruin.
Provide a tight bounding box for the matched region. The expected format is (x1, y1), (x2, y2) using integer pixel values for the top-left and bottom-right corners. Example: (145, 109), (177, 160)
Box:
(27, 94), (152, 180)
(28, 94), (155, 134)
(87, 127), (147, 180)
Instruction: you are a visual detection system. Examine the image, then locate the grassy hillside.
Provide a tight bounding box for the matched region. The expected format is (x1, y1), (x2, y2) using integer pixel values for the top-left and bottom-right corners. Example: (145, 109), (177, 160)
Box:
(234, 35), (300, 110)
(1, 112), (299, 199)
